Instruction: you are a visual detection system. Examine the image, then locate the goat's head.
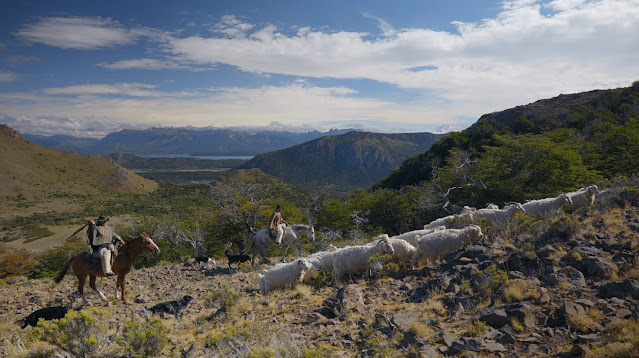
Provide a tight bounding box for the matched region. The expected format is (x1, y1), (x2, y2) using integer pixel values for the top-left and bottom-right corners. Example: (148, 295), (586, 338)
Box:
(297, 258), (313, 271)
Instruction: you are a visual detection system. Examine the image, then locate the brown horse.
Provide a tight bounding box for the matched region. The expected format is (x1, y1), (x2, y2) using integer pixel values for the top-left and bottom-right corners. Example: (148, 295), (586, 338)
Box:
(54, 232), (160, 302)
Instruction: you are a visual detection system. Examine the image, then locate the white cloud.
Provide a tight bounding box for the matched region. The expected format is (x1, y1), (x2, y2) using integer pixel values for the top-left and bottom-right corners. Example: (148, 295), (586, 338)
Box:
(0, 71), (17, 82)
(97, 58), (187, 70)
(15, 17), (139, 49)
(159, 0), (639, 113)
(0, 82), (467, 136)
(0, 113), (132, 138)
(41, 83), (197, 98)
(213, 15), (254, 38)
(4, 55), (41, 64)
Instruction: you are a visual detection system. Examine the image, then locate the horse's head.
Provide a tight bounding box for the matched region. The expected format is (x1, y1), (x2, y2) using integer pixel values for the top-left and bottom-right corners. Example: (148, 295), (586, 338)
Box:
(139, 232), (160, 254)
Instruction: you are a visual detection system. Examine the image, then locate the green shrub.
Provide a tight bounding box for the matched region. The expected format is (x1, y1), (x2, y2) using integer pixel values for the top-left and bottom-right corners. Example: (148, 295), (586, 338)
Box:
(31, 308), (110, 358)
(547, 214), (578, 241)
(617, 187), (639, 207)
(33, 236), (86, 278)
(116, 317), (168, 358)
(204, 287), (242, 311)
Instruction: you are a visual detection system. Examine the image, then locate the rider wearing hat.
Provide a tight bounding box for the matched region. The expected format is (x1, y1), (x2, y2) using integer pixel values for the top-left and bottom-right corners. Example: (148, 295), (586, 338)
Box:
(268, 204), (288, 246)
(87, 215), (124, 276)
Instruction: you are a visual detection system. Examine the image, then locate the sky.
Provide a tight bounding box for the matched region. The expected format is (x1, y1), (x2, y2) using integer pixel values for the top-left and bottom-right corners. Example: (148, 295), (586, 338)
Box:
(0, 0), (638, 138)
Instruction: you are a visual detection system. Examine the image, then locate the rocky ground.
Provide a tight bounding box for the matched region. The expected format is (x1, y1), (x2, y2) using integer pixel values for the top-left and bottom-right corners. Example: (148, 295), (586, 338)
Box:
(1, 198), (639, 357)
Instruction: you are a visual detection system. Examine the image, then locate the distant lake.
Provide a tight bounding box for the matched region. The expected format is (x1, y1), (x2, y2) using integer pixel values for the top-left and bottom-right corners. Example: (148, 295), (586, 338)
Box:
(140, 154), (253, 160)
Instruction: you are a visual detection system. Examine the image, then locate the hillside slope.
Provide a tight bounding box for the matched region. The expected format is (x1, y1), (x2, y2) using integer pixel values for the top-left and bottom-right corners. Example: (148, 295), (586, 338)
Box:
(239, 131), (442, 193)
(378, 82), (639, 190)
(0, 125), (157, 218)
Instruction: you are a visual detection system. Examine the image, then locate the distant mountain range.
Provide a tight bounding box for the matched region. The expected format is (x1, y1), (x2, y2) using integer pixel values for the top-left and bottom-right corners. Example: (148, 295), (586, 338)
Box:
(240, 131), (443, 193)
(23, 127), (355, 156)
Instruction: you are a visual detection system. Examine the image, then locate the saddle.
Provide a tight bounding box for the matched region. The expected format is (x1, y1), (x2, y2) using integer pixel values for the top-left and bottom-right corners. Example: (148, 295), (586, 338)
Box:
(85, 246), (118, 269)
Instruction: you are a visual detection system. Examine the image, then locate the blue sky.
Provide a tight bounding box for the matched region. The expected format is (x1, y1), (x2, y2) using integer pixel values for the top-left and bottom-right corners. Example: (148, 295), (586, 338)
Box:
(1, 0), (638, 138)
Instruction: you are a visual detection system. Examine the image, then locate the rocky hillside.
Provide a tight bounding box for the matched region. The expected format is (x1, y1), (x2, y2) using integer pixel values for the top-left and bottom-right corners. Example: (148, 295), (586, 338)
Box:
(2, 187), (639, 357)
(0, 125), (157, 219)
(240, 131), (442, 193)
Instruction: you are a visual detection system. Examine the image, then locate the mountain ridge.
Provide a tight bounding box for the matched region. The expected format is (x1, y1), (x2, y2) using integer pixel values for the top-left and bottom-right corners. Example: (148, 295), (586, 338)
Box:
(22, 127), (357, 156)
(240, 131), (443, 193)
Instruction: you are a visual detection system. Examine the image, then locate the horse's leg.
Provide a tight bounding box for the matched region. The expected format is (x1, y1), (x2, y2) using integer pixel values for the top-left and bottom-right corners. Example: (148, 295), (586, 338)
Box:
(89, 275), (107, 300)
(77, 274), (89, 304)
(281, 245), (290, 262)
(119, 275), (127, 301)
(114, 276), (121, 300)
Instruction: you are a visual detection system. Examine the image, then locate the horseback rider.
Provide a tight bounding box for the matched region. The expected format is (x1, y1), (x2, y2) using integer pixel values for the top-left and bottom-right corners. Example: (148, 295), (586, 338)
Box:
(86, 215), (124, 276)
(269, 204), (288, 246)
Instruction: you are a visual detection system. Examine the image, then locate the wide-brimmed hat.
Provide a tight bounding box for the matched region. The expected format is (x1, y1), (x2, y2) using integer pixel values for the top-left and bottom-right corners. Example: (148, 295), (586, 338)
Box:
(96, 215), (109, 223)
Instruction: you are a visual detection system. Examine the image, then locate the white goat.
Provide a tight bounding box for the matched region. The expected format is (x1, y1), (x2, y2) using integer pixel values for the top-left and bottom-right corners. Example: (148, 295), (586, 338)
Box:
(522, 193), (573, 219)
(332, 236), (394, 282)
(394, 226), (446, 246)
(259, 258), (312, 295)
(424, 206), (475, 229)
(485, 203), (499, 209)
(375, 234), (418, 270)
(473, 202), (526, 226)
(302, 245), (338, 283)
(411, 225), (484, 268)
(566, 185), (600, 210)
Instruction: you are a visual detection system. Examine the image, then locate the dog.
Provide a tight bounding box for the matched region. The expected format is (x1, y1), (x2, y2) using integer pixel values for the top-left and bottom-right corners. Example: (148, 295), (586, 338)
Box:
(149, 295), (194, 318)
(194, 256), (216, 268)
(225, 250), (251, 268)
(21, 306), (68, 329)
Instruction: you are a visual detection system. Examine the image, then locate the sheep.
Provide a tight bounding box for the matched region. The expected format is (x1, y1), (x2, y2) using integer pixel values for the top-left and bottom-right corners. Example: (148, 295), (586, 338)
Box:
(424, 206), (475, 229)
(394, 226), (446, 246)
(331, 236), (394, 282)
(411, 225), (484, 268)
(380, 234), (418, 271)
(485, 203), (499, 209)
(302, 245), (338, 283)
(566, 185), (600, 210)
(473, 202), (526, 226)
(259, 258), (312, 295)
(522, 193), (573, 219)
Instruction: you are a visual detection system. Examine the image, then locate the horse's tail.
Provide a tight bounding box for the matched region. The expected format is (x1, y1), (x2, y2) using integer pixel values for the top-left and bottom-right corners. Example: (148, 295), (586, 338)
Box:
(54, 256), (74, 284)
(243, 233), (256, 255)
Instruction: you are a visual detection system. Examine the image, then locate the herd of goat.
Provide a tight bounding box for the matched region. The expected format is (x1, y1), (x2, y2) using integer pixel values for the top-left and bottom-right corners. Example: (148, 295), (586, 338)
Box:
(18, 185), (600, 328)
(257, 185), (600, 294)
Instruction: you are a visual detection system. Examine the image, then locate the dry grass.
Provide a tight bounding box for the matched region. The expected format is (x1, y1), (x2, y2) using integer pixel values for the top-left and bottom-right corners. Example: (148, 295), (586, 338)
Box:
(587, 319), (639, 358)
(567, 314), (601, 334)
(502, 279), (541, 303)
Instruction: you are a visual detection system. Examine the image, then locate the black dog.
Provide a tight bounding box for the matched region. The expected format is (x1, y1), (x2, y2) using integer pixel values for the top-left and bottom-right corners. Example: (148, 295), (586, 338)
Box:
(21, 306), (68, 329)
(149, 295), (194, 318)
(194, 256), (216, 267)
(225, 250), (251, 268)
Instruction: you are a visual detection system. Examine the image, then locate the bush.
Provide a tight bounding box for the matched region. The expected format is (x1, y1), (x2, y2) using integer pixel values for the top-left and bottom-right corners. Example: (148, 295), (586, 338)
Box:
(31, 308), (110, 358)
(547, 214), (579, 241)
(116, 317), (168, 358)
(33, 236), (86, 278)
(0, 243), (36, 278)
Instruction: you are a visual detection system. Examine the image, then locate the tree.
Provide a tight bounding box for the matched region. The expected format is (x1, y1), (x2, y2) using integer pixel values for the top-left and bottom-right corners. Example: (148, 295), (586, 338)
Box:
(473, 134), (601, 203)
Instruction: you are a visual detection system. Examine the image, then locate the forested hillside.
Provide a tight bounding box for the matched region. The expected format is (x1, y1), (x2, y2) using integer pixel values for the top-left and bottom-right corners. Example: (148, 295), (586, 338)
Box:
(240, 131), (442, 193)
(376, 81), (639, 207)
